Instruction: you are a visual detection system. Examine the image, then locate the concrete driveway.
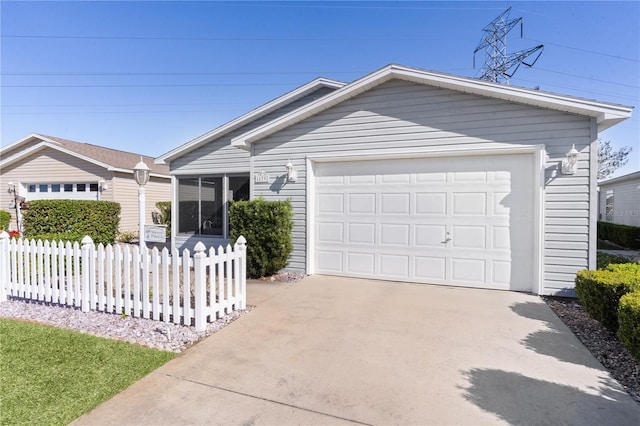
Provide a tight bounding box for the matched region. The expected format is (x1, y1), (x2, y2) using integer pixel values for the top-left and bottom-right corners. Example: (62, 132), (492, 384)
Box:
(74, 275), (639, 425)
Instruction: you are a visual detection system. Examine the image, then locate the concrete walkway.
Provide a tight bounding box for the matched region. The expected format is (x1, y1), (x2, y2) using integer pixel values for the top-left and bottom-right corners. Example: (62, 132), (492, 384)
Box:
(73, 276), (639, 425)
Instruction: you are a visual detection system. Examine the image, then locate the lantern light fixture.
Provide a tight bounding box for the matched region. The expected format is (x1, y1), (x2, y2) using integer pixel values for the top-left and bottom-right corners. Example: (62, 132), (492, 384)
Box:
(286, 160), (297, 182)
(561, 144), (579, 175)
(134, 157), (151, 186)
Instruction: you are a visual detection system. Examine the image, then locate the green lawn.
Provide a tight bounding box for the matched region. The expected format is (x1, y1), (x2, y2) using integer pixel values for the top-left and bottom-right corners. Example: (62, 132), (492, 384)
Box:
(0, 318), (176, 426)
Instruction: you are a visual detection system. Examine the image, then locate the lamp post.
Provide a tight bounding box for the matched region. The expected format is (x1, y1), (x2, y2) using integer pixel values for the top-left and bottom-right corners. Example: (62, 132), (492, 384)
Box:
(133, 157), (151, 249)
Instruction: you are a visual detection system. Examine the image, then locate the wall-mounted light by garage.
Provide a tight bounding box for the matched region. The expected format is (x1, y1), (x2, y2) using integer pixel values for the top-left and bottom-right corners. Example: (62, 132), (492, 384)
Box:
(561, 144), (579, 175)
(286, 160), (297, 183)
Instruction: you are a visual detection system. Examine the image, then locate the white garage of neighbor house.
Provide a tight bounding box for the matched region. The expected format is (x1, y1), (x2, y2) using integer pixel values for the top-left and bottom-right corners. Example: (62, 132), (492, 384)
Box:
(158, 64), (632, 296)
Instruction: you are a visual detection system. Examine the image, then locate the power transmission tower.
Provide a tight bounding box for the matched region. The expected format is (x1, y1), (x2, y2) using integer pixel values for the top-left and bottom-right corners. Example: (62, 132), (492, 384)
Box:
(473, 7), (544, 84)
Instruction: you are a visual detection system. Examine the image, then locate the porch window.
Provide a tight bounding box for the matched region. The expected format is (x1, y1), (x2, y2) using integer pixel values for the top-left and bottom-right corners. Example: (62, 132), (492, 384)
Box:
(178, 175), (249, 237)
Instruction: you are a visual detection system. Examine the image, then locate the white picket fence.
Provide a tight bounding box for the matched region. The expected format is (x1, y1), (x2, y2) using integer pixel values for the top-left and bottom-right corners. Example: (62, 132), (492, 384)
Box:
(0, 232), (247, 331)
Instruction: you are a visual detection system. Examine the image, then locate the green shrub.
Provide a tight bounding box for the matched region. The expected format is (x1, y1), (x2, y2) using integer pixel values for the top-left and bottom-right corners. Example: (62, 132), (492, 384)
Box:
(154, 201), (171, 237)
(117, 230), (138, 243)
(596, 251), (634, 269)
(618, 291), (640, 360)
(0, 209), (10, 231)
(575, 263), (640, 331)
(598, 221), (640, 249)
(229, 197), (294, 278)
(23, 232), (85, 245)
(22, 200), (120, 245)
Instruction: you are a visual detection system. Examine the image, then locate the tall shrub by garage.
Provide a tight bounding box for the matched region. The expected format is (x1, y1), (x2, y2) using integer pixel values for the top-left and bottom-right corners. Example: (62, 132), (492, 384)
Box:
(575, 263), (640, 331)
(229, 197), (294, 278)
(22, 200), (121, 245)
(618, 291), (640, 360)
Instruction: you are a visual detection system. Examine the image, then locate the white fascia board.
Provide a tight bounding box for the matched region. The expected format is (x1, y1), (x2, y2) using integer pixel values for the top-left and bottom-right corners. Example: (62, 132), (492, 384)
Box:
(232, 64), (633, 148)
(0, 132), (62, 155)
(598, 170), (640, 187)
(0, 141), (111, 171)
(155, 77), (347, 163)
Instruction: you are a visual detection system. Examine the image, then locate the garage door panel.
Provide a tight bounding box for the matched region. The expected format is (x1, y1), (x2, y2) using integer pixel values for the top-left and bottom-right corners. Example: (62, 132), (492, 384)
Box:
(347, 252), (375, 274)
(415, 257), (447, 281)
(416, 172), (447, 183)
(380, 173), (411, 184)
(318, 193), (344, 213)
(317, 250), (343, 273)
(491, 226), (511, 250)
(380, 223), (410, 246)
(315, 154), (535, 292)
(380, 193), (410, 214)
(492, 192), (511, 215)
(317, 222), (344, 243)
(317, 175), (344, 185)
(452, 193), (486, 215)
(348, 223), (376, 244)
(453, 170), (487, 182)
(380, 254), (409, 277)
(451, 258), (486, 284)
(348, 175), (376, 184)
(492, 261), (512, 285)
(348, 193), (376, 214)
(415, 224), (447, 247)
(416, 193), (447, 215)
(451, 225), (486, 249)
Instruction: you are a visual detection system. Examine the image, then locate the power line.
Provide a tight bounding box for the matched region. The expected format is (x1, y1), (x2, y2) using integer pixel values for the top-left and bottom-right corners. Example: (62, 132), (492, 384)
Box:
(1, 83), (298, 88)
(533, 67), (640, 89)
(1, 34), (471, 42)
(1, 70), (363, 77)
(523, 37), (639, 62)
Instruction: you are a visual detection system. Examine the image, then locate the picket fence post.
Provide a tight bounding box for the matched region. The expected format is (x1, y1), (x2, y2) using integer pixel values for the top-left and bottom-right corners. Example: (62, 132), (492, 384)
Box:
(193, 242), (207, 332)
(81, 236), (94, 312)
(0, 231), (9, 302)
(236, 236), (247, 310)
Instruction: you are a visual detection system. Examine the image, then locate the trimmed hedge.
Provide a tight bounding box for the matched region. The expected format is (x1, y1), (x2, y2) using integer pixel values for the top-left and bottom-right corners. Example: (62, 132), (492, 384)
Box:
(22, 200), (120, 245)
(0, 210), (10, 232)
(575, 263), (640, 331)
(229, 197), (294, 278)
(598, 221), (640, 249)
(618, 291), (640, 360)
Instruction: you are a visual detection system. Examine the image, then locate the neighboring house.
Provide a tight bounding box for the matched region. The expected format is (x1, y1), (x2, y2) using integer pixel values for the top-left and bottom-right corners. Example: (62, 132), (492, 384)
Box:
(598, 170), (640, 227)
(157, 64), (632, 296)
(0, 133), (171, 234)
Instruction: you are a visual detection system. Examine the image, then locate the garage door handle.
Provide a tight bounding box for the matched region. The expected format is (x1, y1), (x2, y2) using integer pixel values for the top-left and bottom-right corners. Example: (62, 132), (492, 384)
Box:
(442, 232), (451, 244)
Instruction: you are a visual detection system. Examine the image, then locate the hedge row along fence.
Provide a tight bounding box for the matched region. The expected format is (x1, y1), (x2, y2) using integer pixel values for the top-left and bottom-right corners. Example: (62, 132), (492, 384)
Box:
(0, 210), (9, 232)
(22, 200), (121, 246)
(598, 221), (640, 249)
(229, 197), (293, 278)
(575, 263), (640, 359)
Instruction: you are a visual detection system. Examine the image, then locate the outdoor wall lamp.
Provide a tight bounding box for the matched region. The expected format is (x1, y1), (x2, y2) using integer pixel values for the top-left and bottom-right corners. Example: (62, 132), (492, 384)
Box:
(98, 179), (108, 192)
(134, 157), (151, 250)
(286, 160), (297, 182)
(7, 182), (16, 193)
(561, 144), (579, 175)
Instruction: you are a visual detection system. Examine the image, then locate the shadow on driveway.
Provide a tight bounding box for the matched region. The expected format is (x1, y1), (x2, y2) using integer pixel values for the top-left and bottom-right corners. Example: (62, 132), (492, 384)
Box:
(462, 368), (637, 425)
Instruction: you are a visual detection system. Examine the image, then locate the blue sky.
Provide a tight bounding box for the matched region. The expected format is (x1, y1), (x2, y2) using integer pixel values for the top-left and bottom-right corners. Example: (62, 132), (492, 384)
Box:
(1, 1), (638, 177)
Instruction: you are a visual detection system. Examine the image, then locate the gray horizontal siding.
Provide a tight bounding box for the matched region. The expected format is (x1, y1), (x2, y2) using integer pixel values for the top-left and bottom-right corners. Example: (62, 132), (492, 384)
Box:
(171, 87), (337, 174)
(251, 79), (595, 293)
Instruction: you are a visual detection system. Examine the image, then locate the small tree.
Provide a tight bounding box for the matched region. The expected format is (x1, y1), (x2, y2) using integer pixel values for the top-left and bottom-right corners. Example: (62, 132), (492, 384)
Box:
(229, 198), (294, 278)
(598, 139), (631, 180)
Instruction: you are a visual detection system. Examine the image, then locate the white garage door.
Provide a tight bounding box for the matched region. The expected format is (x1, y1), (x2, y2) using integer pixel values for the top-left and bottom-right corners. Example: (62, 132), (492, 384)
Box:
(314, 154), (535, 292)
